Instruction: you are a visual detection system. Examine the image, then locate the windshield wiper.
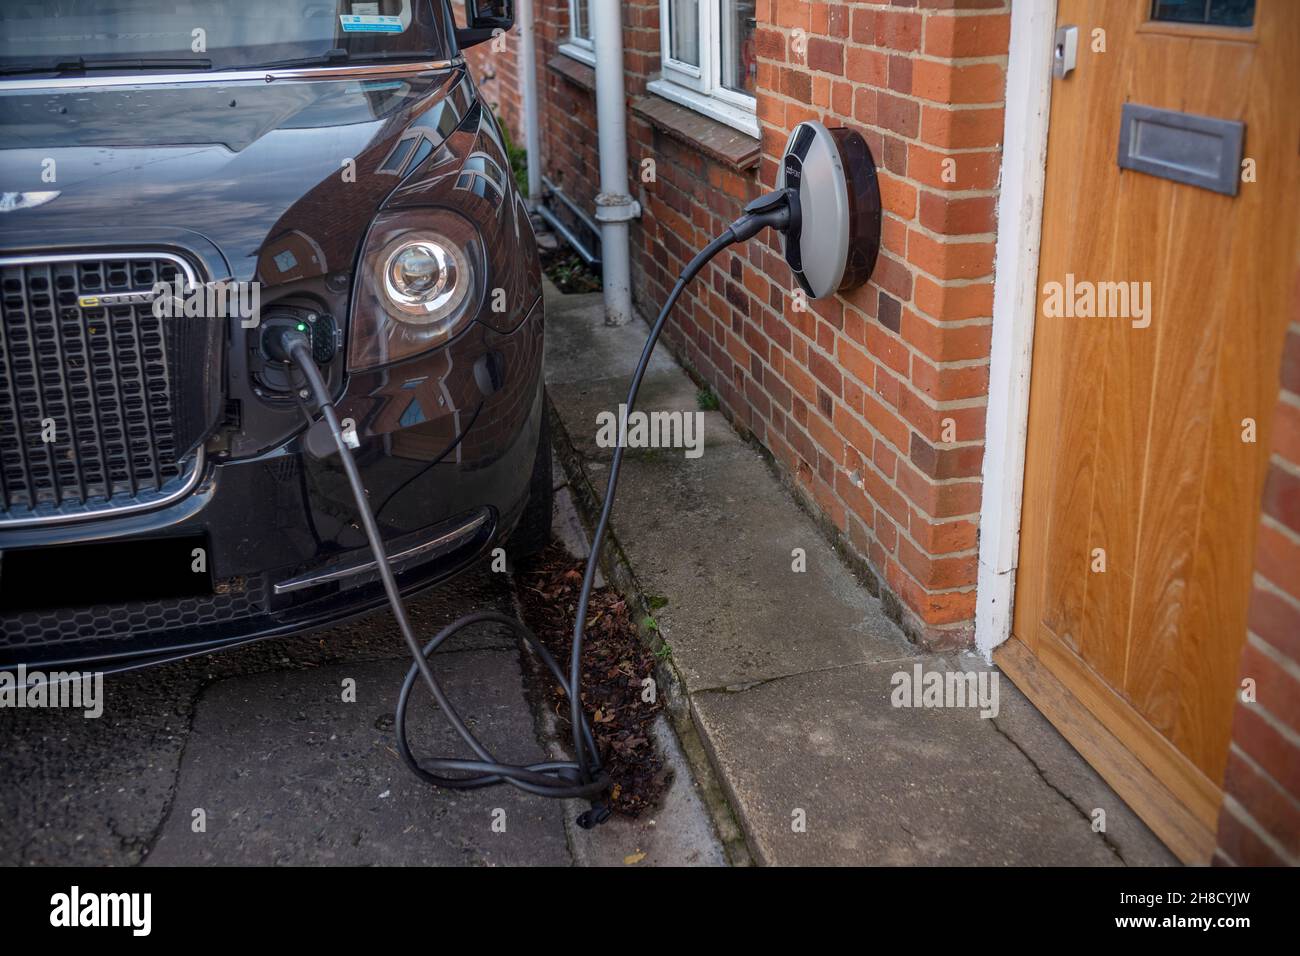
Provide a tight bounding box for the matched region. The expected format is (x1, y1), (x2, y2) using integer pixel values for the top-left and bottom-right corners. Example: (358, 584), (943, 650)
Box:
(251, 48), (444, 71)
(0, 48), (443, 79)
(0, 56), (213, 77)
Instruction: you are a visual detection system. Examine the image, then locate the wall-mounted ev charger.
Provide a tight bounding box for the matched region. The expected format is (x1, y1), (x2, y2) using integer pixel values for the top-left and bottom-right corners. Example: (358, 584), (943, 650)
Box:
(778, 120), (882, 299)
(262, 119), (883, 829)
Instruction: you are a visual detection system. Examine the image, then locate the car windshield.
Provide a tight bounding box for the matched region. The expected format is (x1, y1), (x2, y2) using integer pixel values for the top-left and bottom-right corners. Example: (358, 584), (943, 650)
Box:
(0, 0), (453, 75)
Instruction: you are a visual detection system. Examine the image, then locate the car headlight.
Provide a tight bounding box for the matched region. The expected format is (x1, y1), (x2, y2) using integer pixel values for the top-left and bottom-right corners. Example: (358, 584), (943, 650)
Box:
(349, 209), (484, 370)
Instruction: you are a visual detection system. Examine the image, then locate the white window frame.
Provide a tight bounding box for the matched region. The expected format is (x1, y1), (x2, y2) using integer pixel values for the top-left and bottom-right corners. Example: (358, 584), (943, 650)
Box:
(648, 0), (759, 138)
(559, 0), (596, 68)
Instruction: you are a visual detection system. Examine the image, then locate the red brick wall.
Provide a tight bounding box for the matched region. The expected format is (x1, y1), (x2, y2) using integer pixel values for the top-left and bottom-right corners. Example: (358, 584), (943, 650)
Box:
(473, 1), (1011, 649)
(1216, 286), (1300, 867)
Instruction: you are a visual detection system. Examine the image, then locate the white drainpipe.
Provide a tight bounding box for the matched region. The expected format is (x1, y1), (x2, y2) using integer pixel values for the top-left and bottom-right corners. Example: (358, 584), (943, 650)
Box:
(592, 0), (639, 326)
(516, 0), (542, 202)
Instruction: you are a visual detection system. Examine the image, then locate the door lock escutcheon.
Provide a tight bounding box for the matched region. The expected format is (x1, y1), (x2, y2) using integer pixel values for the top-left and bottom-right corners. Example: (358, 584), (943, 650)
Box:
(1053, 25), (1078, 79)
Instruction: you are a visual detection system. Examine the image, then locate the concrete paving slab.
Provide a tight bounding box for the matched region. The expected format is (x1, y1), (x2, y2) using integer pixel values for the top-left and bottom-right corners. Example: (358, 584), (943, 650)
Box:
(979, 653), (1178, 866)
(606, 438), (917, 690)
(690, 657), (1171, 866)
(548, 374), (743, 465)
(147, 653), (571, 866)
(545, 287), (679, 388)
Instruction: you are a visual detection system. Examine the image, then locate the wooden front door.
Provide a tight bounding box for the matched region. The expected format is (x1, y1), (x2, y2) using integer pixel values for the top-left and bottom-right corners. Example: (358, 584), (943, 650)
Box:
(1000, 0), (1300, 862)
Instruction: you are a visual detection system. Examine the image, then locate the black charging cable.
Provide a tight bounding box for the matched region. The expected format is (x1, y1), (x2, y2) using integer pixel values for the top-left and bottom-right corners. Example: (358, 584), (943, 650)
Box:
(267, 188), (793, 826)
(280, 338), (608, 803)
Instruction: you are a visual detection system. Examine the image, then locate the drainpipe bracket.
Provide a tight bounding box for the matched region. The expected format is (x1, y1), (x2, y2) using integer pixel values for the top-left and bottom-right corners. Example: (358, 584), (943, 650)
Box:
(594, 193), (642, 223)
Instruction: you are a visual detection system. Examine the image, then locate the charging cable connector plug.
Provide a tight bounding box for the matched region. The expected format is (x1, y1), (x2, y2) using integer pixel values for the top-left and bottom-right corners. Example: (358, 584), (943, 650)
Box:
(576, 802), (613, 830)
(728, 187), (798, 244)
(262, 325), (311, 365)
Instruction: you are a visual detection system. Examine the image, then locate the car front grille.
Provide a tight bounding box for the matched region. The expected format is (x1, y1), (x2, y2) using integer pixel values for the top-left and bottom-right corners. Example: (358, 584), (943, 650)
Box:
(0, 253), (204, 524)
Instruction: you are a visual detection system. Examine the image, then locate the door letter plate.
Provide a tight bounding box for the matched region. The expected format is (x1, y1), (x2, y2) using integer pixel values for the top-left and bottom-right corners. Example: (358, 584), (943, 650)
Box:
(1117, 103), (1244, 197)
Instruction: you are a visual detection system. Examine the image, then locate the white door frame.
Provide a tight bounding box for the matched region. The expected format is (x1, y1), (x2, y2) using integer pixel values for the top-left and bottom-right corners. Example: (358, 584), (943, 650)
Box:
(975, 0), (1060, 659)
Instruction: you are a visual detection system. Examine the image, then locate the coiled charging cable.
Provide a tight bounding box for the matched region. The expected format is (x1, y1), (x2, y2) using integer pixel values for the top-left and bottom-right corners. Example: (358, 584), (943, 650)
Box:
(272, 190), (792, 827)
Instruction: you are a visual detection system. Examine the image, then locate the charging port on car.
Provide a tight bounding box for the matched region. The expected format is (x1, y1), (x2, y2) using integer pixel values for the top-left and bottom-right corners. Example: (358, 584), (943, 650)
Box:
(251, 306), (340, 396)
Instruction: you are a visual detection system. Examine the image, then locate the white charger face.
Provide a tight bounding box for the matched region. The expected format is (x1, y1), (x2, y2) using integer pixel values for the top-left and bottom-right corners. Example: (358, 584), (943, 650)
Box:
(777, 121), (881, 299)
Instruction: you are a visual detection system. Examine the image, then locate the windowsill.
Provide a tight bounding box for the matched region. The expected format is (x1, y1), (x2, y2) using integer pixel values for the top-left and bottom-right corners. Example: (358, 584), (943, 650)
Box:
(632, 91), (761, 171)
(547, 53), (595, 92)
(645, 78), (760, 139)
(557, 41), (597, 68)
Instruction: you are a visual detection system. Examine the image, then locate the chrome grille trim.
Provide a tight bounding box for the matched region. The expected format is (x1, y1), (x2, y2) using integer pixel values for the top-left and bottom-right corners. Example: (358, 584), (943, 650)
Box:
(0, 251), (207, 527)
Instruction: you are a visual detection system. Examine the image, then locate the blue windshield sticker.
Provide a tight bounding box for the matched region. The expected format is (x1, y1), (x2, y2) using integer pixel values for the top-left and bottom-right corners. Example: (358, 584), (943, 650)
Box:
(339, 14), (405, 33)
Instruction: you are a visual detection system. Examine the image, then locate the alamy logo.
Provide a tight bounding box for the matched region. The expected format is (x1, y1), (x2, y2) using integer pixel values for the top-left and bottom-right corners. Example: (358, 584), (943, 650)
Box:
(0, 665), (103, 718)
(595, 404), (704, 459)
(150, 278), (262, 328)
(890, 664), (999, 719)
(50, 886), (151, 936)
(1041, 273), (1152, 329)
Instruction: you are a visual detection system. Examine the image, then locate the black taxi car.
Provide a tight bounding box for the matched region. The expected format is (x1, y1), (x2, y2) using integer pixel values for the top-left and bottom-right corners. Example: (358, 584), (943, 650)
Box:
(0, 0), (549, 670)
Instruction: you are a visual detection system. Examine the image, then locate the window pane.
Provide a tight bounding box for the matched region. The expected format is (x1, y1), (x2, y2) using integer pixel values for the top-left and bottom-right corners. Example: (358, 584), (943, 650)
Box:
(1206, 0), (1254, 25)
(668, 0), (699, 67)
(1151, 0), (1254, 27)
(721, 0), (757, 96)
(574, 0), (591, 41)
